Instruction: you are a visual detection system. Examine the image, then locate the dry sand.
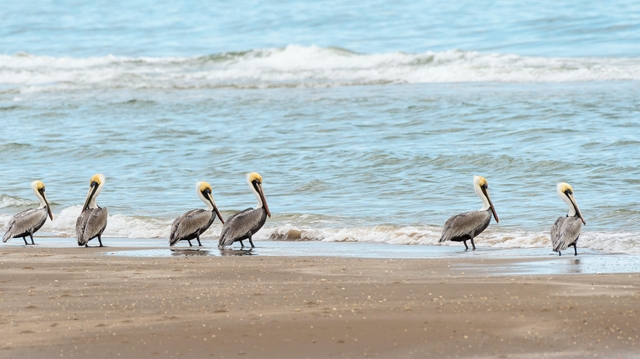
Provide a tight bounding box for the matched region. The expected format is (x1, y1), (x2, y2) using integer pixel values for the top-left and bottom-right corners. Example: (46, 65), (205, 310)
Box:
(1, 245), (639, 358)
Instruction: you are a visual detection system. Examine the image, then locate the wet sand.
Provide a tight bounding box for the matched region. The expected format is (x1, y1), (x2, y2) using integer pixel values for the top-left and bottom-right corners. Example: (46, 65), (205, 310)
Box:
(1, 242), (639, 358)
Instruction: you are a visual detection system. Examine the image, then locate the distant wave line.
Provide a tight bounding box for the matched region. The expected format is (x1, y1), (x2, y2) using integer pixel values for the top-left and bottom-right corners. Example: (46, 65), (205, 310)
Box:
(1, 45), (640, 93)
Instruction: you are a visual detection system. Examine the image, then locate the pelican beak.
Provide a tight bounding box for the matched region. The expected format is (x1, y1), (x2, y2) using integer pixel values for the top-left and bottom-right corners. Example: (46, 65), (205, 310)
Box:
(568, 193), (586, 225)
(40, 188), (53, 220)
(82, 181), (99, 212)
(257, 183), (271, 218)
(482, 186), (499, 223)
(207, 193), (225, 224)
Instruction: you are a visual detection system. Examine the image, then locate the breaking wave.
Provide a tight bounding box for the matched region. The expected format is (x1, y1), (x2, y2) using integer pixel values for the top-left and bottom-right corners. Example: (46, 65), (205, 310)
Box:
(0, 194), (37, 209)
(2, 46), (639, 93)
(1, 207), (638, 254)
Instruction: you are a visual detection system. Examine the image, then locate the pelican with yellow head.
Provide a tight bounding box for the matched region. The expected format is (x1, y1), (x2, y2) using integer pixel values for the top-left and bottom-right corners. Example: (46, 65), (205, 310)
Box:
(439, 175), (499, 250)
(3, 180), (54, 245)
(218, 172), (271, 248)
(551, 182), (585, 256)
(170, 181), (225, 247)
(76, 174), (108, 247)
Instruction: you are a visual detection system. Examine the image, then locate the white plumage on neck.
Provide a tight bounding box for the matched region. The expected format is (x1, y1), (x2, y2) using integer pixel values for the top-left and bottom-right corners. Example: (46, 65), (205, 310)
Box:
(85, 175), (105, 209)
(31, 181), (48, 209)
(248, 175), (263, 208)
(557, 183), (577, 217)
(195, 181), (215, 211)
(473, 176), (491, 211)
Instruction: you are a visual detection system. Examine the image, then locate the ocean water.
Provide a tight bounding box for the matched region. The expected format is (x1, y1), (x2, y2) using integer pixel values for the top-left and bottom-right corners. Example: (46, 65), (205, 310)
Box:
(1, 1), (639, 253)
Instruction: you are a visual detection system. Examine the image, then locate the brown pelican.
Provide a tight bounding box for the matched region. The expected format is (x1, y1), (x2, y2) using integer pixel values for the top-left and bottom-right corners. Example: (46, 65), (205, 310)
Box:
(170, 181), (224, 247)
(76, 174), (108, 247)
(551, 182), (586, 256)
(218, 172), (271, 249)
(2, 180), (53, 245)
(439, 175), (499, 250)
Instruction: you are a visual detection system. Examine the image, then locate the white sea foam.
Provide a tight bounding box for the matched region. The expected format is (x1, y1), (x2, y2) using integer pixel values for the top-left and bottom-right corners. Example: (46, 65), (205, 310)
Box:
(2, 46), (639, 93)
(263, 225), (640, 254)
(2, 207), (637, 254)
(40, 206), (223, 240)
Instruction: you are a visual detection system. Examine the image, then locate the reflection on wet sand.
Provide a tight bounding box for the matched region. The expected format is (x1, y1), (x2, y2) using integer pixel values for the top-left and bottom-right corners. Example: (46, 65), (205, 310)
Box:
(219, 248), (254, 256)
(567, 259), (582, 274)
(170, 248), (210, 257)
(104, 241), (640, 276)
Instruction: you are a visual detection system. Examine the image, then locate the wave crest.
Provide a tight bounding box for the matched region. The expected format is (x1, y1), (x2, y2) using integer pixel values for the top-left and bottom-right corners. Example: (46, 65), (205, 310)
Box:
(2, 46), (639, 93)
(0, 194), (37, 209)
(1, 208), (639, 254)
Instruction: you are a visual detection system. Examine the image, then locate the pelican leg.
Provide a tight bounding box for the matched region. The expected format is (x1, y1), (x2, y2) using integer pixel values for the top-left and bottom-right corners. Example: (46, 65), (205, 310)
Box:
(470, 238), (476, 250)
(249, 237), (255, 248)
(85, 243), (89, 248)
(29, 234), (35, 245)
(463, 241), (469, 250)
(188, 240), (193, 247)
(558, 251), (562, 257)
(572, 243), (578, 256)
(98, 235), (104, 247)
(239, 240), (245, 248)
(196, 235), (202, 247)
(23, 236), (29, 245)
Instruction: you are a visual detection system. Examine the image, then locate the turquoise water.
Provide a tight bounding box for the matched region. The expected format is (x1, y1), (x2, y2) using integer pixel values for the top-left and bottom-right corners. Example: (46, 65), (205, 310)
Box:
(1, 1), (639, 253)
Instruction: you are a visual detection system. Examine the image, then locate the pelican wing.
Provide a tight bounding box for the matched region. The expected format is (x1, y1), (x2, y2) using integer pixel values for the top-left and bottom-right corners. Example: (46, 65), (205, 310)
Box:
(77, 208), (108, 245)
(169, 209), (215, 245)
(218, 208), (262, 247)
(551, 216), (582, 252)
(439, 210), (491, 242)
(3, 208), (48, 242)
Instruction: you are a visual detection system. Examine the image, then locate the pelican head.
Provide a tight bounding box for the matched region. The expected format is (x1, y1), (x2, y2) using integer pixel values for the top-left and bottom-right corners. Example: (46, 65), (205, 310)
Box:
(82, 174), (105, 212)
(247, 172), (271, 218)
(557, 182), (585, 225)
(196, 181), (224, 224)
(31, 180), (53, 220)
(473, 175), (499, 223)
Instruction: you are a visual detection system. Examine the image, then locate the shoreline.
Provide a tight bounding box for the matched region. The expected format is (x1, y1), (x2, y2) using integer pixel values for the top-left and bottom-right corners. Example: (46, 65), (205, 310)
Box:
(1, 245), (639, 358)
(3, 238), (640, 276)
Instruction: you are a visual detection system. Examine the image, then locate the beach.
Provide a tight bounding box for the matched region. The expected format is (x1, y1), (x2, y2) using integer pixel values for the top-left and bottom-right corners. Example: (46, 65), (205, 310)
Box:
(1, 241), (639, 358)
(2, 0), (640, 357)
